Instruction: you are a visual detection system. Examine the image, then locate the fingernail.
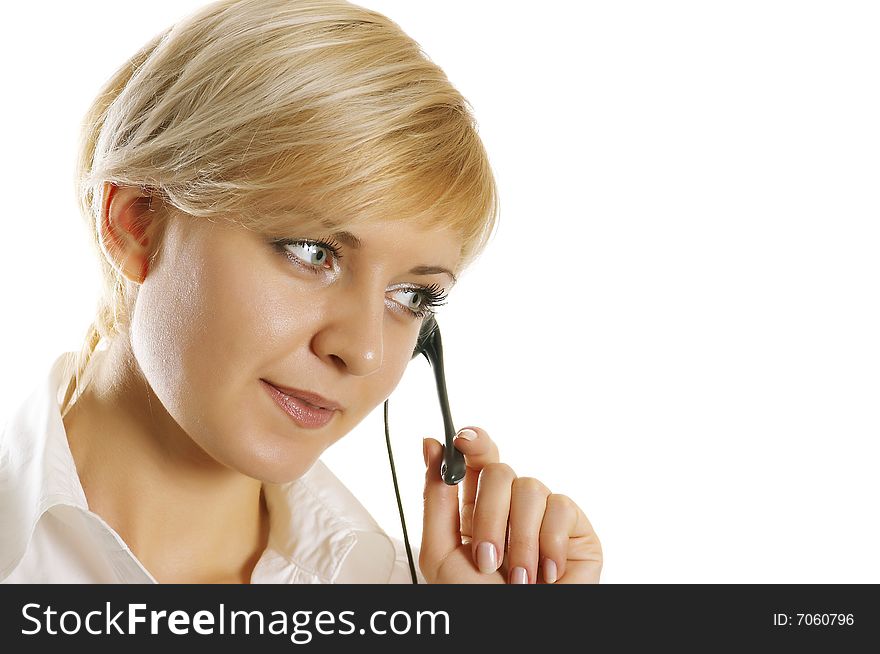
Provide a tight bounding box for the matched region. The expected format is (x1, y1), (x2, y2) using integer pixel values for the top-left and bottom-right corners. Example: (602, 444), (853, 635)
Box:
(422, 438), (429, 466)
(510, 566), (528, 584)
(542, 558), (558, 584)
(476, 541), (497, 574)
(456, 428), (477, 441)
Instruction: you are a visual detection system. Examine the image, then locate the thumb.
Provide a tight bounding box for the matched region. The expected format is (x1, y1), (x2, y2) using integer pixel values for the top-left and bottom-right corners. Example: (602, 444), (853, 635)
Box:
(420, 437), (462, 569)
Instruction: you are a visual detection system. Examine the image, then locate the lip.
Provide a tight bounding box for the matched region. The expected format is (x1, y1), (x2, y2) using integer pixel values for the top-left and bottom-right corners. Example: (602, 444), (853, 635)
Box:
(261, 380), (338, 429)
(261, 380), (341, 411)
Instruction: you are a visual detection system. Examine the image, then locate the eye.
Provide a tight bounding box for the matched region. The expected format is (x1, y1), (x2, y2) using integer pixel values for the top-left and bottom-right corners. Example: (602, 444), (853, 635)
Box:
(388, 283), (449, 319)
(272, 238), (343, 275)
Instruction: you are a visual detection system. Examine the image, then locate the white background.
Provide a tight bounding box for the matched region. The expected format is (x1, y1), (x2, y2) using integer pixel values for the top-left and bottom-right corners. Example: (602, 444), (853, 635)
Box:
(1, 1), (878, 583)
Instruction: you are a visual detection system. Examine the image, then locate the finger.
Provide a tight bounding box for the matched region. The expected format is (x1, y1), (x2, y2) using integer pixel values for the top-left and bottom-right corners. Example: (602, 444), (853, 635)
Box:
(453, 426), (500, 539)
(453, 425), (501, 472)
(469, 462), (516, 575)
(505, 477), (552, 584)
(419, 437), (462, 576)
(537, 493), (579, 583)
(548, 496), (604, 584)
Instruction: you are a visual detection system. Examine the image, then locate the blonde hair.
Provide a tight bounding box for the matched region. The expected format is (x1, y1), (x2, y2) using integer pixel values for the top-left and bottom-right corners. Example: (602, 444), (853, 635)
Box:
(61, 0), (499, 418)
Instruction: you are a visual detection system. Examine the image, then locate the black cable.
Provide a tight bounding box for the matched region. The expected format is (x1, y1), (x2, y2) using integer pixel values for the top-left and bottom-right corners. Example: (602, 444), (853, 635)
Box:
(384, 397), (418, 584)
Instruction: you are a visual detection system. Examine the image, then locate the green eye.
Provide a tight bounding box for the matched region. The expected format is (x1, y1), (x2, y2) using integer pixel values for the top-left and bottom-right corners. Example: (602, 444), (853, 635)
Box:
(273, 237), (343, 274)
(389, 284), (449, 319)
(289, 242), (330, 266)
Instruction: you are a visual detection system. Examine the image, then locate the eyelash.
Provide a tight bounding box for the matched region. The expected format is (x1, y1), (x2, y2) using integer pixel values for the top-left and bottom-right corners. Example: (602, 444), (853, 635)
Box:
(271, 237), (449, 319)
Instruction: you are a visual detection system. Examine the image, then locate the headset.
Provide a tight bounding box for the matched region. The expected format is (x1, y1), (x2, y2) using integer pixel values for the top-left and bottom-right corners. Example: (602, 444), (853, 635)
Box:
(383, 313), (465, 583)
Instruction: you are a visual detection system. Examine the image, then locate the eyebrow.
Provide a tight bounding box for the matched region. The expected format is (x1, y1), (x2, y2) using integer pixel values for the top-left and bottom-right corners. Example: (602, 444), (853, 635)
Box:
(329, 229), (458, 285)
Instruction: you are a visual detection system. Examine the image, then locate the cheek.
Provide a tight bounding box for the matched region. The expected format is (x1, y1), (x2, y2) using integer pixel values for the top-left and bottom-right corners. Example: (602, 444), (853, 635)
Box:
(130, 234), (267, 396)
(129, 246), (333, 481)
(366, 349), (413, 408)
(129, 253), (206, 408)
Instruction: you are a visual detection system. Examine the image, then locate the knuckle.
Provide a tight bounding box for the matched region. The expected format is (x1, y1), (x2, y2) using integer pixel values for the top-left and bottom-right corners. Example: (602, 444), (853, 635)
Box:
(540, 530), (569, 550)
(547, 493), (575, 511)
(507, 533), (540, 555)
(512, 476), (550, 497)
(483, 462), (516, 480)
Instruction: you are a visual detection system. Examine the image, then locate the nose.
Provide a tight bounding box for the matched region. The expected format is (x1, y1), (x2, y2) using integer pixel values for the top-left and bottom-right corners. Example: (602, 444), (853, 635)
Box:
(311, 279), (384, 376)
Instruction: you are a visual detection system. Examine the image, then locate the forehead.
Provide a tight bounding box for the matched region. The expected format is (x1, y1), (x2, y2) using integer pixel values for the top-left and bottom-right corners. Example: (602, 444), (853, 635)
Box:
(333, 219), (459, 246)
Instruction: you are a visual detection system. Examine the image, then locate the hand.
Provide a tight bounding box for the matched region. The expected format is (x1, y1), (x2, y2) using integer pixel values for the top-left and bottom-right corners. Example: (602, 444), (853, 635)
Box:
(419, 426), (603, 584)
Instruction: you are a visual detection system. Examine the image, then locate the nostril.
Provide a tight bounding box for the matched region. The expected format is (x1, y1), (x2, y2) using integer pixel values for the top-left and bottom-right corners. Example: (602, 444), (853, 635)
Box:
(328, 353), (346, 369)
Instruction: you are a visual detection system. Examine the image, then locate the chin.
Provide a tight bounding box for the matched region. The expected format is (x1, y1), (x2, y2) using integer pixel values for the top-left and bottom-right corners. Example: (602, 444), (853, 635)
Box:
(189, 389), (330, 484)
(220, 437), (325, 485)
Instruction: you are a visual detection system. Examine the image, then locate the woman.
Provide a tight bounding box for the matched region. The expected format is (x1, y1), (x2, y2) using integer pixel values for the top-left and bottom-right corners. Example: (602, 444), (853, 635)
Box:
(0, 0), (602, 584)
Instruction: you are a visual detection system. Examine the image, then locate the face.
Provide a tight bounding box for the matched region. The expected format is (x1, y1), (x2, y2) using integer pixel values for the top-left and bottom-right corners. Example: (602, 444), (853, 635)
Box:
(119, 198), (462, 483)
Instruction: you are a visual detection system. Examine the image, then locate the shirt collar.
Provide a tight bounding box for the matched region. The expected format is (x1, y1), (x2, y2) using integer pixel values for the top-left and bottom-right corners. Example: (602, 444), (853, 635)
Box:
(0, 351), (398, 583)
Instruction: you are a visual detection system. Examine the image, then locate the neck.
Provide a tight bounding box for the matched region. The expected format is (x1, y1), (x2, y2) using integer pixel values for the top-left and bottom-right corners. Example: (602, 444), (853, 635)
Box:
(62, 337), (270, 583)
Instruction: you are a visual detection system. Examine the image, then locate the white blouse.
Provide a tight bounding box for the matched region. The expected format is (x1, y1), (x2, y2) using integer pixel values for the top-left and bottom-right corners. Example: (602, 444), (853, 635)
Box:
(0, 352), (425, 584)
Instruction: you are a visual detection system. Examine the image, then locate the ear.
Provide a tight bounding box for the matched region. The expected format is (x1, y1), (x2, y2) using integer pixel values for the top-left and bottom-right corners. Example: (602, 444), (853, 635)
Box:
(97, 182), (163, 284)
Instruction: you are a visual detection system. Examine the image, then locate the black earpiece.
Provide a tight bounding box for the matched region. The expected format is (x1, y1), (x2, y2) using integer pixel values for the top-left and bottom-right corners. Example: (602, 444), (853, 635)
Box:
(411, 315), (467, 485)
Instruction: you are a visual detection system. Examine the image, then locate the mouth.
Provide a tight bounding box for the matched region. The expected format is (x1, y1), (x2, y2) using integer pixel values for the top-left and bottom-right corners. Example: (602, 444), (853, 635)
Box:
(260, 380), (340, 430)
(261, 380), (342, 411)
